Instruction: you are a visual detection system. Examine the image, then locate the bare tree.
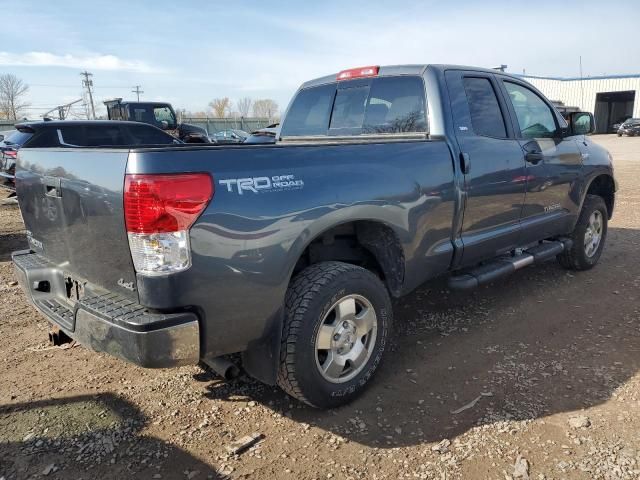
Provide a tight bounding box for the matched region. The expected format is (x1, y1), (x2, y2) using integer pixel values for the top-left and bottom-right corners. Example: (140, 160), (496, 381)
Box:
(252, 99), (278, 121)
(236, 97), (253, 118)
(0, 74), (30, 120)
(208, 97), (231, 118)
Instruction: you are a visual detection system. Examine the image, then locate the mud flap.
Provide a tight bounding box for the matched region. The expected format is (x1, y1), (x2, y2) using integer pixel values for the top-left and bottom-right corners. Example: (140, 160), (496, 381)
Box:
(241, 307), (284, 385)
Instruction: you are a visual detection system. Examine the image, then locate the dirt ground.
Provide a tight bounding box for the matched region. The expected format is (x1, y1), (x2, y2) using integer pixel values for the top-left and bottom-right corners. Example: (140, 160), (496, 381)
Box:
(1, 135), (639, 480)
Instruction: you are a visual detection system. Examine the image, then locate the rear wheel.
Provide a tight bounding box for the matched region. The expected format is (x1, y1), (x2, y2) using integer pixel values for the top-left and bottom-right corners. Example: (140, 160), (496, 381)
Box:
(557, 194), (608, 270)
(277, 262), (392, 408)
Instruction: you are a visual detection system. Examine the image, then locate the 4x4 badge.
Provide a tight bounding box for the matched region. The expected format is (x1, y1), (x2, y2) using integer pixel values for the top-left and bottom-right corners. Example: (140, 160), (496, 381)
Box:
(117, 278), (135, 291)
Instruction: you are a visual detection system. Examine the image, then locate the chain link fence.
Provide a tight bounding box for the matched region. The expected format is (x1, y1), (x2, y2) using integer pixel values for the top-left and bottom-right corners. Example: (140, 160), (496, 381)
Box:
(181, 117), (272, 135)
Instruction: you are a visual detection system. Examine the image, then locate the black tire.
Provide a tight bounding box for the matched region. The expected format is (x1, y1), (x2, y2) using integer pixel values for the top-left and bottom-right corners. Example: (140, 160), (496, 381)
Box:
(557, 194), (608, 270)
(617, 133), (622, 137)
(277, 261), (392, 408)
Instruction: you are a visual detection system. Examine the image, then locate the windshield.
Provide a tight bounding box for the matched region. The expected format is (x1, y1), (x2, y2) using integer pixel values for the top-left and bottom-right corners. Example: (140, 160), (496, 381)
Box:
(231, 129), (249, 138)
(281, 75), (427, 137)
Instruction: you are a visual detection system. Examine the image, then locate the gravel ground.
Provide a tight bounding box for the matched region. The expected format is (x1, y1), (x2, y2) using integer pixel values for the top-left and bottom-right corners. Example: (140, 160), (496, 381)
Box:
(1, 135), (639, 480)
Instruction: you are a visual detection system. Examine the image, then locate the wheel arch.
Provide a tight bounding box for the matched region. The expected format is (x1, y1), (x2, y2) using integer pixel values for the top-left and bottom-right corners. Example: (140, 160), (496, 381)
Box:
(583, 173), (616, 219)
(242, 214), (407, 386)
(287, 218), (406, 298)
(242, 216), (406, 386)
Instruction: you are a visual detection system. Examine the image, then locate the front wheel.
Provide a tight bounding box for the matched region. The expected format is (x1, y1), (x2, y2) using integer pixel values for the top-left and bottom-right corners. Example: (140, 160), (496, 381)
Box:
(277, 261), (392, 408)
(557, 194), (608, 270)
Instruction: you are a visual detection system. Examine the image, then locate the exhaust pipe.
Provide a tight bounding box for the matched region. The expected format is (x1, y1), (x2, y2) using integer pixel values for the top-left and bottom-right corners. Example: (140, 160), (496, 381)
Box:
(203, 357), (241, 380)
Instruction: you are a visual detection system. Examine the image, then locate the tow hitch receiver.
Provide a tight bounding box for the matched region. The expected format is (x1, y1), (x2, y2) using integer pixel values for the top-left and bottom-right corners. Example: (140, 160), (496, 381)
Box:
(49, 325), (73, 346)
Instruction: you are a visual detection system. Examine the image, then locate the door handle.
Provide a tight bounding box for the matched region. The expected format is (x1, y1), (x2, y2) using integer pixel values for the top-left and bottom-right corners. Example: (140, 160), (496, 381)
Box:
(525, 151), (544, 165)
(43, 176), (62, 197)
(459, 152), (470, 174)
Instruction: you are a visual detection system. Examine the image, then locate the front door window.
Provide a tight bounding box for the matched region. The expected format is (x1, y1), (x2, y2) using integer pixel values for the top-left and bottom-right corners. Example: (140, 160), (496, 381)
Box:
(504, 81), (558, 139)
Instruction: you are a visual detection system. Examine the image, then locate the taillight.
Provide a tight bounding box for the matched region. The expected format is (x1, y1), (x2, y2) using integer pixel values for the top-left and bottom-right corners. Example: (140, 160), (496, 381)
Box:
(4, 150), (17, 158)
(124, 173), (213, 276)
(336, 65), (379, 81)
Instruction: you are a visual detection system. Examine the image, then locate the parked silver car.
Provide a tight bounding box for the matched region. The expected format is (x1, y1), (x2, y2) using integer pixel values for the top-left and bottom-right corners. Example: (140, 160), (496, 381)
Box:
(617, 118), (640, 137)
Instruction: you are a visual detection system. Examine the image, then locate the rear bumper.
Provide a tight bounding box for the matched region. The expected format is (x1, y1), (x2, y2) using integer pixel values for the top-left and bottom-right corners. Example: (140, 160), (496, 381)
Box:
(12, 250), (200, 368)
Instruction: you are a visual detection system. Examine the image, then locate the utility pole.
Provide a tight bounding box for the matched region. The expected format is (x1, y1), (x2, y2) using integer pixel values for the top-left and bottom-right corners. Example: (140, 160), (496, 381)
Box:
(81, 71), (96, 119)
(579, 56), (585, 110)
(132, 85), (144, 101)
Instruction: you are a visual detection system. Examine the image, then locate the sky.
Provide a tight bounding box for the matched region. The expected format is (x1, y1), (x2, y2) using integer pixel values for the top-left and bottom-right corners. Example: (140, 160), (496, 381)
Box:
(1, 0), (639, 119)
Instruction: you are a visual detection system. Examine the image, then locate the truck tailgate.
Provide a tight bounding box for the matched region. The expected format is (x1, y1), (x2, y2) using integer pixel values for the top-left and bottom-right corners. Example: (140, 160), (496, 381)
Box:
(16, 148), (137, 301)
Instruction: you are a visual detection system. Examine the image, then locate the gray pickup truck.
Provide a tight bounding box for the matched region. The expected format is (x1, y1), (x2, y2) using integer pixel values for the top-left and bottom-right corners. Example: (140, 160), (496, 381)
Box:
(12, 65), (616, 408)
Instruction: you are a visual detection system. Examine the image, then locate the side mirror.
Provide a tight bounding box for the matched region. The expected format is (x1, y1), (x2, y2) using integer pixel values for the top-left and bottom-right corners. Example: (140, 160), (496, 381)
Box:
(160, 120), (169, 130)
(569, 112), (595, 135)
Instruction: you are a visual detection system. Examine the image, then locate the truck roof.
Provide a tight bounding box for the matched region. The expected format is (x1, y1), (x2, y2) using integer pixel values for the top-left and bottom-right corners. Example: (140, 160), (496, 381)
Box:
(301, 64), (523, 89)
(104, 99), (172, 107)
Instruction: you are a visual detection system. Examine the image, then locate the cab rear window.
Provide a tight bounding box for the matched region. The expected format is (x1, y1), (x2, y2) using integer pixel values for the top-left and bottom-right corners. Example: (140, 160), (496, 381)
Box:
(281, 76), (427, 137)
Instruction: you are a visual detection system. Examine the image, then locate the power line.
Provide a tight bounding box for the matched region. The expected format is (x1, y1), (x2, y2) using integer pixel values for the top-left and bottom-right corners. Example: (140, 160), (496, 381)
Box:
(132, 85), (144, 101)
(80, 71), (96, 120)
(30, 84), (132, 88)
(23, 107), (82, 110)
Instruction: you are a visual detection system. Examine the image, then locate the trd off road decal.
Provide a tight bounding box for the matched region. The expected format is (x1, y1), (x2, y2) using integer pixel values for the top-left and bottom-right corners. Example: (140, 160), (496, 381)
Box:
(219, 174), (304, 195)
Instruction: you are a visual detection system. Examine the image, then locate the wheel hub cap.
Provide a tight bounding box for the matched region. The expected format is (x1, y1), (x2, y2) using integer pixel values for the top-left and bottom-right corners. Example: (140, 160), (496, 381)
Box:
(314, 294), (378, 384)
(584, 210), (603, 258)
(332, 321), (357, 354)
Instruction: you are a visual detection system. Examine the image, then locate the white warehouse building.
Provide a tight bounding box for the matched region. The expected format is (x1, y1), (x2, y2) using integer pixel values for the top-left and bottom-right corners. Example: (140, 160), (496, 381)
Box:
(522, 74), (640, 133)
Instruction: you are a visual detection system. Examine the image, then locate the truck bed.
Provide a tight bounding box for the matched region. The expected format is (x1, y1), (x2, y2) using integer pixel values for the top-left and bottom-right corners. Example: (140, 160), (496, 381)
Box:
(16, 140), (456, 360)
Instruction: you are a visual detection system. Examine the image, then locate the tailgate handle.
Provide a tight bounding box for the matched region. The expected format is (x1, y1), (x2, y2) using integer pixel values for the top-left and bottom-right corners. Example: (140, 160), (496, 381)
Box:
(43, 177), (62, 198)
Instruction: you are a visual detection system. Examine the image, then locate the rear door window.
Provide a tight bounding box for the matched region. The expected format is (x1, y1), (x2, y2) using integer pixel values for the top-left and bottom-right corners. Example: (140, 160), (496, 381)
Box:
(22, 129), (56, 147)
(58, 125), (127, 146)
(56, 126), (84, 146)
(281, 75), (427, 137)
(463, 77), (507, 138)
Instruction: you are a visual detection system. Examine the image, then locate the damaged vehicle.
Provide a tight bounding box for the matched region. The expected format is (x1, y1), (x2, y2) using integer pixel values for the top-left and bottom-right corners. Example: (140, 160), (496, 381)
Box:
(12, 65), (615, 408)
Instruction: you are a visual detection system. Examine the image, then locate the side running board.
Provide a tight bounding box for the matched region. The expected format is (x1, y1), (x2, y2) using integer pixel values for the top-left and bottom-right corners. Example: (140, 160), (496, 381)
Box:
(448, 239), (572, 291)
